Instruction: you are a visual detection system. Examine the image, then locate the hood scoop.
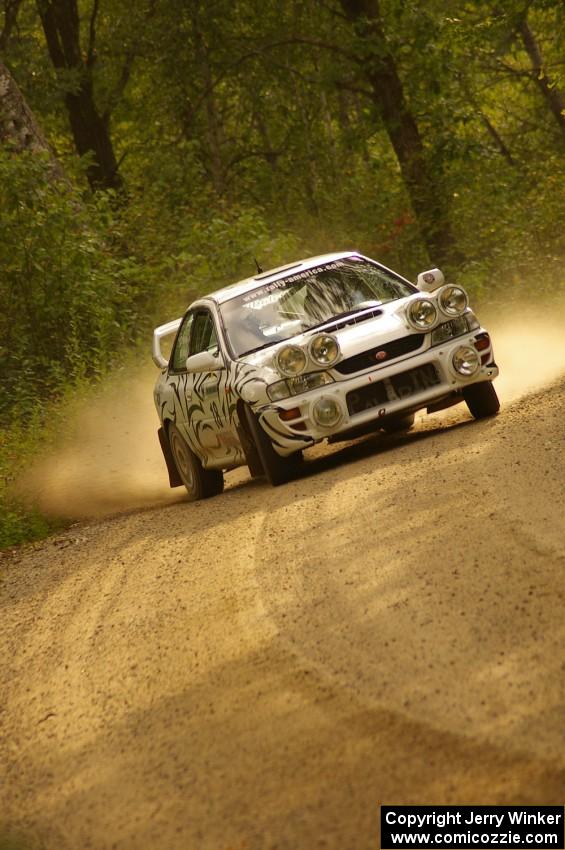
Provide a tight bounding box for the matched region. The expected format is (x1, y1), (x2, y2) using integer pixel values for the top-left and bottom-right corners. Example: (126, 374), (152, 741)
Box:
(307, 306), (383, 335)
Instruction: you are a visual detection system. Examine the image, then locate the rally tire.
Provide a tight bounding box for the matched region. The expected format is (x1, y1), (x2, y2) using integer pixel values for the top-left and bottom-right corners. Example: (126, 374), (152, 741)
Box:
(167, 423), (224, 500)
(463, 381), (500, 419)
(242, 405), (301, 487)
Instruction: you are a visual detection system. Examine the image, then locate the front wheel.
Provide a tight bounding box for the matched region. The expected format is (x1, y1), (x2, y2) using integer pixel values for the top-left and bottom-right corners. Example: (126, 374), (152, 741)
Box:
(242, 405), (301, 487)
(463, 381), (500, 419)
(168, 423), (224, 501)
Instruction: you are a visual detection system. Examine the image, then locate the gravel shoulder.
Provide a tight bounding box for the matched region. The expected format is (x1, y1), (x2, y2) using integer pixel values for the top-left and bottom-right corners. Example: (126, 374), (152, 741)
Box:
(1, 380), (564, 850)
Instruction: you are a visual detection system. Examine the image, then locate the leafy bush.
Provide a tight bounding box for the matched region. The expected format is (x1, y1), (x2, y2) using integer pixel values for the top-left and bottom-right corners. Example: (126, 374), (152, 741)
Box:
(0, 155), (306, 548)
(0, 151), (147, 425)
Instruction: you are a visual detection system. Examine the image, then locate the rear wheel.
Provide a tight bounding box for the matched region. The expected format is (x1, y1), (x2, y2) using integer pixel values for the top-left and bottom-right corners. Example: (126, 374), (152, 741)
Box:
(463, 381), (500, 419)
(168, 423), (224, 500)
(381, 412), (415, 434)
(242, 405), (301, 487)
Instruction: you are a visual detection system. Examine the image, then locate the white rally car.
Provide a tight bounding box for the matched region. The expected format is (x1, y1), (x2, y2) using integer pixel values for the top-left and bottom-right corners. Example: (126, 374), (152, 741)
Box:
(152, 252), (499, 498)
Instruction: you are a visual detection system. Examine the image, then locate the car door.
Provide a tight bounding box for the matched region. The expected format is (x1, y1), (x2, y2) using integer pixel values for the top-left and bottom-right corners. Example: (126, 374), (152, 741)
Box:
(163, 311), (201, 452)
(185, 309), (241, 466)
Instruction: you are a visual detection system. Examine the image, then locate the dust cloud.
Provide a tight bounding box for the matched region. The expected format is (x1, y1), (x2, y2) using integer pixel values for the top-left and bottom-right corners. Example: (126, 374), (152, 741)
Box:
(17, 367), (181, 520)
(16, 300), (565, 521)
(486, 301), (565, 402)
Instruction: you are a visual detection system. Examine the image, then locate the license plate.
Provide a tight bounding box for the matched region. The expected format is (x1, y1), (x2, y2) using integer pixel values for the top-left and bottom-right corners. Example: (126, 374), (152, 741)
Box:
(389, 363), (440, 399)
(346, 363), (440, 415)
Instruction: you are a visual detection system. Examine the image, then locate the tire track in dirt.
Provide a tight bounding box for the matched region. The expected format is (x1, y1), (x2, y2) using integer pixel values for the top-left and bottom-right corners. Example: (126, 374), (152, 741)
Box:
(1, 381), (564, 850)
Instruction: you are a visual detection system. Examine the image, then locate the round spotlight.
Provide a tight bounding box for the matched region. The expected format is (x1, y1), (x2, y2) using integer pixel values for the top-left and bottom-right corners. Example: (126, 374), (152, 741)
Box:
(312, 396), (342, 428)
(309, 334), (340, 366)
(439, 285), (468, 317)
(407, 298), (438, 330)
(275, 344), (307, 377)
(452, 345), (480, 376)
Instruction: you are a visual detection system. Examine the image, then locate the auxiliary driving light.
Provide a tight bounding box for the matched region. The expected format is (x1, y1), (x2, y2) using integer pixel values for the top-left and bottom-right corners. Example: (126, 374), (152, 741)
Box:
(312, 396), (342, 428)
(275, 344), (307, 377)
(438, 285), (468, 317)
(309, 334), (340, 366)
(452, 345), (480, 376)
(407, 298), (438, 330)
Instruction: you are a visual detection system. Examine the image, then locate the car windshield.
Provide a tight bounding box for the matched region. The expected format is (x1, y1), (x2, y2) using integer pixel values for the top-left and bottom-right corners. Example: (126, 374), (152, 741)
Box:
(219, 257), (416, 357)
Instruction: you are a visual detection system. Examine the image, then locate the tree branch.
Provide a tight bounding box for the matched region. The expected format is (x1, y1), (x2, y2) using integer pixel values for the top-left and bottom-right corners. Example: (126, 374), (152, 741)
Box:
(103, 48), (134, 120)
(86, 0), (100, 68)
(102, 0), (157, 119)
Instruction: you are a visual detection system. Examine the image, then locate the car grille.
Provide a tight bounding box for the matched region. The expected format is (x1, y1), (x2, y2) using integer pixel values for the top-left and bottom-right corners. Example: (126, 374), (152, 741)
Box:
(346, 363), (440, 416)
(336, 333), (425, 375)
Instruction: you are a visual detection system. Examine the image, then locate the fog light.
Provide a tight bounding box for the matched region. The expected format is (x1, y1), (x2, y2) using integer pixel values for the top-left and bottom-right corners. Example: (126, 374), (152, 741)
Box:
(312, 396), (342, 428)
(452, 345), (480, 376)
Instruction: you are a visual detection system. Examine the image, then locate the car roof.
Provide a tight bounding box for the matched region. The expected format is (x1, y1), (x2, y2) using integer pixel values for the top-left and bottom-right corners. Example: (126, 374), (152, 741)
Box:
(207, 251), (360, 305)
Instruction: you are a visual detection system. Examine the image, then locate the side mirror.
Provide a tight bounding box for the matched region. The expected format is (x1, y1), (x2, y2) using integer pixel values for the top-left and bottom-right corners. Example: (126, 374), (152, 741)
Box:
(416, 268), (445, 292)
(185, 350), (224, 373)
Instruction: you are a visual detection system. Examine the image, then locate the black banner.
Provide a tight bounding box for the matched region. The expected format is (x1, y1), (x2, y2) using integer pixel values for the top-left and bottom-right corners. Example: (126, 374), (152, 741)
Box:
(380, 806), (564, 849)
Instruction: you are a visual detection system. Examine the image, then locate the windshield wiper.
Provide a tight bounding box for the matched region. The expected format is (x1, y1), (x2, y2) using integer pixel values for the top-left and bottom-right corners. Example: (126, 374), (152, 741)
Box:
(239, 341), (276, 357)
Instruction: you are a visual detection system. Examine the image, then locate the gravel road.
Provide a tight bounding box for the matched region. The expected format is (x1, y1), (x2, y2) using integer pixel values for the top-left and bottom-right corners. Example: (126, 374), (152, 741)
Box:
(1, 379), (564, 850)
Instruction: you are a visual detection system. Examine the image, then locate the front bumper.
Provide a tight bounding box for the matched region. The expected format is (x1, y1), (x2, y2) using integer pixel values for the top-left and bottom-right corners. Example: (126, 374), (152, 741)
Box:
(257, 330), (499, 455)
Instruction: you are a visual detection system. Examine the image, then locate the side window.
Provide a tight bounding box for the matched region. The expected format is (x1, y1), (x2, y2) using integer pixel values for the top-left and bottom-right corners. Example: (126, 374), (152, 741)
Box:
(169, 313), (194, 372)
(190, 312), (219, 355)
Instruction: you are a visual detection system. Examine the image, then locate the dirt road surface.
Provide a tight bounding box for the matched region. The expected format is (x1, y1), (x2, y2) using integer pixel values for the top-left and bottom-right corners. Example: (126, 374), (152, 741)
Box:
(1, 378), (565, 850)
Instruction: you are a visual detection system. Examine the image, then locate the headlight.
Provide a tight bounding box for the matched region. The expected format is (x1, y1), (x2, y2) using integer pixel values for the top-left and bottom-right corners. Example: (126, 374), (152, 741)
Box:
(312, 396), (342, 428)
(275, 344), (307, 377)
(438, 285), (468, 316)
(452, 345), (480, 376)
(309, 334), (340, 366)
(267, 371), (334, 401)
(431, 316), (469, 345)
(407, 298), (438, 329)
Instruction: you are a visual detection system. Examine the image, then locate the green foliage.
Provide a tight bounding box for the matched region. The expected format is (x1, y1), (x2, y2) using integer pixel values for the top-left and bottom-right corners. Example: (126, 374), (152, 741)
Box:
(0, 416), (64, 550)
(0, 496), (57, 551)
(0, 150), (152, 423)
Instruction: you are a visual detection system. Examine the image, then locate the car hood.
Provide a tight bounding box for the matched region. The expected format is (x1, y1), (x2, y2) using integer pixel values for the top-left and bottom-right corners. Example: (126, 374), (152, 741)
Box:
(240, 295), (416, 373)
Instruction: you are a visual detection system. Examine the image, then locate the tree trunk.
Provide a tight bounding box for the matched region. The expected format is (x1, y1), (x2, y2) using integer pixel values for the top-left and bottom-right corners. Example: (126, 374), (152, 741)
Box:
(518, 16), (565, 140)
(0, 0), (23, 51)
(192, 2), (226, 196)
(36, 0), (123, 190)
(0, 56), (69, 185)
(0, 57), (51, 153)
(339, 0), (460, 267)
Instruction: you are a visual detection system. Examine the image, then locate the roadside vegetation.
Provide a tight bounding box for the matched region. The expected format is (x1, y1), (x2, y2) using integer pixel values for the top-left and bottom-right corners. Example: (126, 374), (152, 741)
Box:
(1, 0), (564, 547)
